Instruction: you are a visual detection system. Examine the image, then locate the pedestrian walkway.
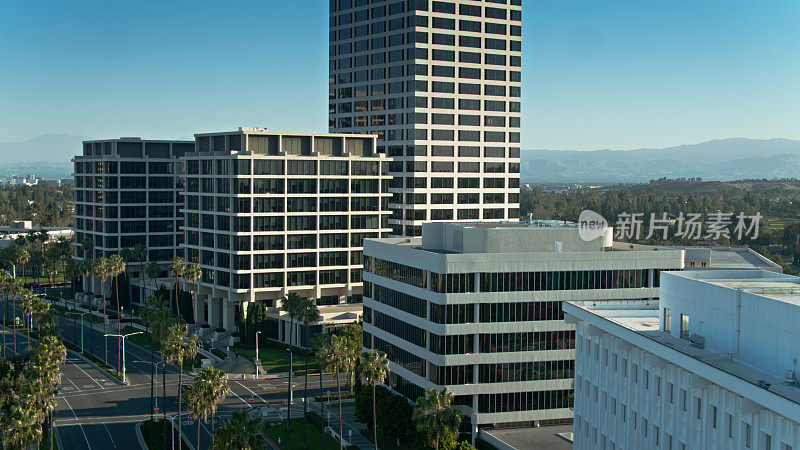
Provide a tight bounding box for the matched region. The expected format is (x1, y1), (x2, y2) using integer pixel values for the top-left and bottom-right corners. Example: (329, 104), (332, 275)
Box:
(308, 399), (374, 450)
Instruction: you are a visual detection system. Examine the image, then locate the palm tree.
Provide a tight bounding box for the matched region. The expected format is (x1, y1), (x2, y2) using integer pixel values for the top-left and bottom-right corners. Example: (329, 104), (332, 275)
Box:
(319, 333), (357, 450)
(185, 366), (228, 448)
(81, 236), (94, 260)
(107, 254), (126, 375)
(210, 410), (264, 450)
(145, 261), (160, 293)
(0, 269), (10, 359)
(161, 322), (199, 450)
(120, 244), (147, 304)
(296, 298), (320, 449)
(19, 290), (37, 347)
(282, 292), (302, 348)
(182, 263), (202, 331)
(6, 277), (23, 355)
(360, 349), (389, 450)
(169, 257), (185, 318)
(92, 257), (111, 366)
(412, 388), (463, 450)
(2, 403), (43, 449)
(139, 295), (172, 424)
(15, 247), (30, 285)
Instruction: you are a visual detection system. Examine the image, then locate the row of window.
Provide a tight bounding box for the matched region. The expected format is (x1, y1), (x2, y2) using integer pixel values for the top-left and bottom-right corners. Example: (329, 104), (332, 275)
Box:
(478, 331), (575, 353)
(478, 390), (573, 413)
(479, 360), (575, 384)
(479, 269), (658, 293)
(392, 177), (518, 190)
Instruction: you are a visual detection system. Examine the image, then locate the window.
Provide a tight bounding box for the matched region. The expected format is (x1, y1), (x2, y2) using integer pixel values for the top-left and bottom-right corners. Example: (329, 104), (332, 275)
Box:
(664, 307), (671, 333)
(680, 313), (690, 339)
(744, 422), (752, 448)
(681, 389), (688, 412)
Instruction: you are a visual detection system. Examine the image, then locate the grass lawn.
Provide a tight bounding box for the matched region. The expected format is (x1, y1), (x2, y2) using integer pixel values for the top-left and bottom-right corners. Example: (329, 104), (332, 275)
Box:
(231, 344), (319, 374)
(122, 326), (159, 352)
(264, 418), (339, 450)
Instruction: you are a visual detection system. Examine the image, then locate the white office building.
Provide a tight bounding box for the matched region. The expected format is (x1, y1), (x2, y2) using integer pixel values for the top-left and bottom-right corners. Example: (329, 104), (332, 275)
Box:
(565, 270), (800, 450)
(329, 0), (523, 236)
(362, 222), (685, 440)
(183, 128), (392, 345)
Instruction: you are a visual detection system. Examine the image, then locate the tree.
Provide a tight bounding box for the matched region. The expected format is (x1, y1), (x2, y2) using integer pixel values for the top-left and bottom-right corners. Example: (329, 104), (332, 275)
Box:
(338, 323), (362, 393)
(318, 333), (357, 450)
(378, 392), (414, 445)
(1, 403), (42, 449)
(354, 385), (392, 430)
(15, 247), (29, 284)
(185, 367), (229, 448)
(19, 290), (37, 347)
(296, 298), (320, 449)
(360, 349), (389, 450)
(145, 261), (160, 292)
(107, 254), (126, 376)
(169, 257), (185, 317)
(139, 295), (173, 424)
(80, 236), (94, 260)
(183, 263), (202, 331)
(121, 244), (147, 305)
(92, 257), (111, 366)
(282, 292), (302, 348)
(161, 323), (199, 450)
(5, 277), (23, 355)
(412, 388), (463, 450)
(0, 270), (9, 359)
(210, 410), (264, 450)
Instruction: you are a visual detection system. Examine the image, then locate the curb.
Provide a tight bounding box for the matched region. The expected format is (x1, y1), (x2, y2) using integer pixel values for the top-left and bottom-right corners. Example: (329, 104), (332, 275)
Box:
(135, 421), (148, 450)
(55, 424), (65, 450)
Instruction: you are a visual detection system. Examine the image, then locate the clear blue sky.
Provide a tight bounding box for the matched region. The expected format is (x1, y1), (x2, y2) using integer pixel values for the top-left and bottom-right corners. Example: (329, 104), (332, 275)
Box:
(1, 0), (798, 150)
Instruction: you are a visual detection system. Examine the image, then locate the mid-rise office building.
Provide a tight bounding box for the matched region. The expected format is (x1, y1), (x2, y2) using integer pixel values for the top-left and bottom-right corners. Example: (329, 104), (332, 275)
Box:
(183, 128), (392, 344)
(362, 222), (685, 440)
(329, 0), (523, 236)
(566, 270), (800, 450)
(72, 138), (193, 301)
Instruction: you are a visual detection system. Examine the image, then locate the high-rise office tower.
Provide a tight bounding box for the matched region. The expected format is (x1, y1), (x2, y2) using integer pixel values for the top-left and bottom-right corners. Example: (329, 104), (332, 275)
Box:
(329, 0), (522, 236)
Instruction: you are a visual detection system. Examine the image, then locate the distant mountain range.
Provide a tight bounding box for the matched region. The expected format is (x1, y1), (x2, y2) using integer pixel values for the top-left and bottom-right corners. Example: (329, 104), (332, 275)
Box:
(521, 138), (800, 183)
(1, 134), (799, 183)
(0, 133), (89, 178)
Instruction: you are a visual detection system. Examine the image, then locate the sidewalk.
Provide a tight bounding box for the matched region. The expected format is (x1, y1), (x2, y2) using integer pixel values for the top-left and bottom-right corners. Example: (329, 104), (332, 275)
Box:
(309, 399), (374, 450)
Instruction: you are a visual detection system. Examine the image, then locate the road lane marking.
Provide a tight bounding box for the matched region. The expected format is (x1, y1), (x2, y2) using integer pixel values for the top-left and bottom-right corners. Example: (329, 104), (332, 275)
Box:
(61, 396), (92, 450)
(66, 357), (105, 390)
(102, 423), (117, 448)
(234, 381), (268, 404)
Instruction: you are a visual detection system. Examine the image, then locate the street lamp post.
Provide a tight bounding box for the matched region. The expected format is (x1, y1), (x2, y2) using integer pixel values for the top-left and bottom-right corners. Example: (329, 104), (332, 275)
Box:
(286, 346), (293, 433)
(255, 330), (261, 379)
(104, 331), (142, 384)
(67, 311), (89, 354)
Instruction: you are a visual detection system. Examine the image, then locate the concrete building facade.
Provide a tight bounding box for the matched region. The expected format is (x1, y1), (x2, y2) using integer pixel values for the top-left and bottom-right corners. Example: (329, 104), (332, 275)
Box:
(182, 128), (392, 344)
(361, 222), (685, 439)
(566, 270), (800, 450)
(329, 0), (522, 236)
(72, 138), (193, 301)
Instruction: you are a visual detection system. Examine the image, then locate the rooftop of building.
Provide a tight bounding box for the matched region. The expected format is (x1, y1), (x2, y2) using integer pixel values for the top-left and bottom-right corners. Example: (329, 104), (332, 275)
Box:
(620, 242), (781, 272)
(668, 269), (800, 305)
(194, 126), (379, 139)
(565, 270), (800, 414)
(481, 425), (573, 450)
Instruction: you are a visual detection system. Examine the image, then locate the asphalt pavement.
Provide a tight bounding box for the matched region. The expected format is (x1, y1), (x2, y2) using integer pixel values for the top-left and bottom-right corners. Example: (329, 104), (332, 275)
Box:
(2, 303), (341, 450)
